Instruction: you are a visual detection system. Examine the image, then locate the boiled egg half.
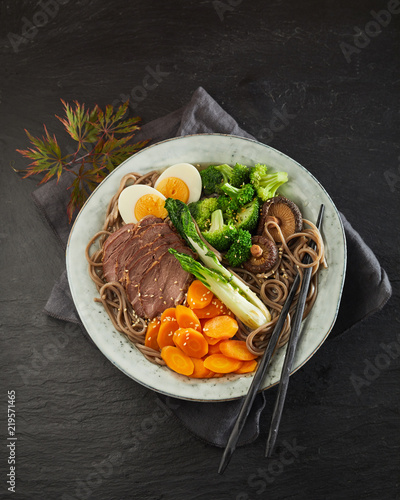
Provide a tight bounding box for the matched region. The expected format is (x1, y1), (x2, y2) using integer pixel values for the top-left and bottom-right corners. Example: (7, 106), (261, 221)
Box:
(154, 163), (202, 204)
(118, 185), (167, 224)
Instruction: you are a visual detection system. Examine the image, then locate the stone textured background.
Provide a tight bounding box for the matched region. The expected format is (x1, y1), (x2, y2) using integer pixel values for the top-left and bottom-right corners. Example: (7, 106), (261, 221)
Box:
(0, 1), (399, 499)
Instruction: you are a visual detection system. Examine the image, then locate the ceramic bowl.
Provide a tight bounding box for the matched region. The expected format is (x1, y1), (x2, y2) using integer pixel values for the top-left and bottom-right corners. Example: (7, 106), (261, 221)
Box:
(66, 134), (346, 401)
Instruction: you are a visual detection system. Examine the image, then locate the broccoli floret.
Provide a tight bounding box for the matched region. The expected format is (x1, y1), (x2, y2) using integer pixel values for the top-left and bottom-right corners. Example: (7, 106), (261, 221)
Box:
(215, 163), (250, 188)
(200, 165), (224, 195)
(233, 198), (260, 232)
(220, 182), (255, 210)
(188, 197), (218, 231)
(226, 229), (252, 267)
(201, 209), (237, 252)
(216, 195), (236, 218)
(250, 163), (288, 202)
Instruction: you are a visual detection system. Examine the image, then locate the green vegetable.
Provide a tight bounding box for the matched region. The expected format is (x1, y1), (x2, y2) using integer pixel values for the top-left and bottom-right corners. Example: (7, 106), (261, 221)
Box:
(233, 198), (260, 232)
(188, 197), (218, 231)
(165, 198), (271, 326)
(169, 249), (270, 329)
(249, 163), (288, 202)
(199, 165), (224, 195)
(220, 182), (255, 210)
(215, 163), (250, 188)
(225, 229), (252, 267)
(201, 209), (237, 251)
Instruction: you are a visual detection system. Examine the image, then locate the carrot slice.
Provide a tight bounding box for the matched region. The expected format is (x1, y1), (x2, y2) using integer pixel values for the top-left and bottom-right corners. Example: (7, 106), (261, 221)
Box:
(173, 327), (208, 358)
(203, 354), (243, 374)
(204, 331), (231, 344)
(202, 315), (238, 339)
(191, 298), (233, 319)
(161, 346), (194, 376)
(175, 305), (201, 331)
(145, 318), (161, 351)
(219, 340), (257, 361)
(161, 307), (176, 322)
(235, 359), (258, 374)
(190, 357), (214, 378)
(187, 280), (213, 309)
(157, 308), (178, 348)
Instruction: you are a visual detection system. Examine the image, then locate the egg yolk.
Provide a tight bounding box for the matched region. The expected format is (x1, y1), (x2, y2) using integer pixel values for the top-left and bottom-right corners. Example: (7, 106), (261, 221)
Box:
(134, 194), (168, 221)
(156, 177), (189, 203)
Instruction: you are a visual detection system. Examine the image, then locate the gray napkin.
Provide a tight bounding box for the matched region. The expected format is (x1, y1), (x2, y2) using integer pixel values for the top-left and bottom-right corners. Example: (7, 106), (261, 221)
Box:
(32, 87), (392, 448)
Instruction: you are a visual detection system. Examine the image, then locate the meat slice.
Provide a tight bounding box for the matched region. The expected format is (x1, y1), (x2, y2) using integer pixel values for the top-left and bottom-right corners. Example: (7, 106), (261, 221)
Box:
(136, 215), (164, 227)
(103, 222), (172, 282)
(126, 241), (190, 316)
(138, 248), (193, 319)
(102, 224), (136, 282)
(112, 223), (177, 282)
(103, 224), (135, 260)
(119, 232), (182, 284)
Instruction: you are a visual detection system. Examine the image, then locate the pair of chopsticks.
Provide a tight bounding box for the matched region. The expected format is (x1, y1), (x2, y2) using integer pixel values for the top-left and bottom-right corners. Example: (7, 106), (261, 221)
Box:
(218, 204), (324, 474)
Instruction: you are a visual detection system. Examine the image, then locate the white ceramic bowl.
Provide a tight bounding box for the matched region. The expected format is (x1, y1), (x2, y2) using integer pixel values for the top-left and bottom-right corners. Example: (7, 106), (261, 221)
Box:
(66, 134), (346, 401)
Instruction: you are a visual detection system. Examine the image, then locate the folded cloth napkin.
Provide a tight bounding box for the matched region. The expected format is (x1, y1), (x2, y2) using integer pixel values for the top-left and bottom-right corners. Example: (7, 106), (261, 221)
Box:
(32, 87), (392, 448)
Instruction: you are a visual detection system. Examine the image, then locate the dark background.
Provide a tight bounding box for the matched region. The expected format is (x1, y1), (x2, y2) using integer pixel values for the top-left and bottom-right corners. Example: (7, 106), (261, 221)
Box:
(1, 1), (399, 499)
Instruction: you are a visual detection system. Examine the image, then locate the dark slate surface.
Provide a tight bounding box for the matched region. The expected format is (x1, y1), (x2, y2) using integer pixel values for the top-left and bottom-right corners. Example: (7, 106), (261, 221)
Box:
(1, 1), (399, 499)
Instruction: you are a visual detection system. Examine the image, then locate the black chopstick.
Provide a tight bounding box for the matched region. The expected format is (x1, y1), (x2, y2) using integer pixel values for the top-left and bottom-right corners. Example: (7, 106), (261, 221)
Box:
(265, 204), (324, 457)
(218, 204), (324, 475)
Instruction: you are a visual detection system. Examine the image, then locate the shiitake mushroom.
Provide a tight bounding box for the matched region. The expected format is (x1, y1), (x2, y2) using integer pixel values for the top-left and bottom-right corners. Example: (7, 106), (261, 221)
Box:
(243, 235), (278, 274)
(256, 196), (303, 242)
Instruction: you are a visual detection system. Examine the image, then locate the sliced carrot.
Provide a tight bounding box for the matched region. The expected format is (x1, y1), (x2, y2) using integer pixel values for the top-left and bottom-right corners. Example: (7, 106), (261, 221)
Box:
(190, 357), (214, 378)
(203, 331), (224, 345)
(207, 342), (222, 355)
(187, 280), (214, 309)
(219, 340), (257, 361)
(191, 298), (233, 319)
(173, 327), (208, 358)
(202, 315), (238, 339)
(175, 305), (201, 331)
(144, 318), (161, 351)
(203, 354), (243, 374)
(161, 346), (194, 376)
(161, 307), (177, 322)
(157, 308), (178, 348)
(235, 359), (258, 374)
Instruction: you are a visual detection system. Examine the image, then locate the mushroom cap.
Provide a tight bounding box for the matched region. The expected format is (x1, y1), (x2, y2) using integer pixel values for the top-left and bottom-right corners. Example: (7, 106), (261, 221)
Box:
(243, 235), (278, 274)
(256, 196), (303, 242)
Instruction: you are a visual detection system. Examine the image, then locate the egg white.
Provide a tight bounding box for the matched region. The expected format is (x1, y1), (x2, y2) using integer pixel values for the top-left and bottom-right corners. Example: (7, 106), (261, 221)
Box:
(154, 163), (202, 204)
(118, 185), (166, 224)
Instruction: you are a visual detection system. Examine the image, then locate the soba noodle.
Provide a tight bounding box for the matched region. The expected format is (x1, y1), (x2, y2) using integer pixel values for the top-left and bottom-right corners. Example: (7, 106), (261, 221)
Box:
(85, 170), (327, 369)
